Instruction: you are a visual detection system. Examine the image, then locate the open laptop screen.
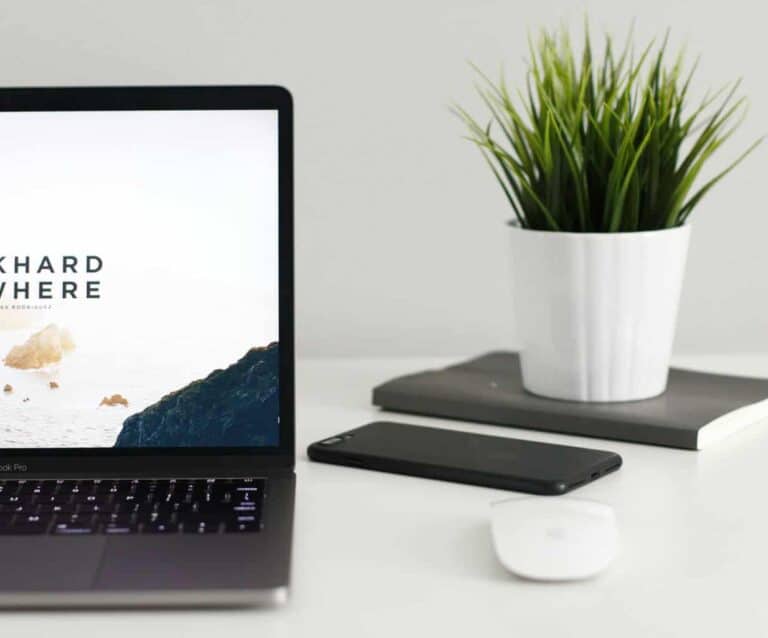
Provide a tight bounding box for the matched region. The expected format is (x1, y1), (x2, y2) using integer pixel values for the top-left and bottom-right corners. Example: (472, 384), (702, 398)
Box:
(0, 109), (280, 449)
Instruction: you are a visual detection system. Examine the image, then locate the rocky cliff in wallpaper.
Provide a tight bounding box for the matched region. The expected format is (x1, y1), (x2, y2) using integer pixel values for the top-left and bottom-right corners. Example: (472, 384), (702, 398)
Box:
(114, 342), (279, 447)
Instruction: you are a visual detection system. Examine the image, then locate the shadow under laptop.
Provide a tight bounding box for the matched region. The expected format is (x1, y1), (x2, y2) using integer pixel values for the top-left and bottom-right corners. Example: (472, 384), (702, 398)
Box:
(0, 600), (287, 614)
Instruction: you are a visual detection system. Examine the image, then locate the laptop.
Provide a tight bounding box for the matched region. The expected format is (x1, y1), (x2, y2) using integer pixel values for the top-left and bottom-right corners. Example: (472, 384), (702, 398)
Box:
(0, 86), (295, 607)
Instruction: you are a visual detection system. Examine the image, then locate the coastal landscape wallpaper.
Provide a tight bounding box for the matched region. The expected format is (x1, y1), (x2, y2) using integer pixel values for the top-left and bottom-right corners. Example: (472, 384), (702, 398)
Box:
(0, 110), (280, 448)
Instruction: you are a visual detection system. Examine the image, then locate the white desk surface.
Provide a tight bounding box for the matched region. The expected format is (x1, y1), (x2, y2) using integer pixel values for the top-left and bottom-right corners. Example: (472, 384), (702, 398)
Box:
(5, 354), (768, 637)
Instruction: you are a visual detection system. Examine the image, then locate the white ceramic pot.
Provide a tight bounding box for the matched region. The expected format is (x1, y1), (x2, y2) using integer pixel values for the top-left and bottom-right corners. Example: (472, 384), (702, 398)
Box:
(509, 223), (691, 402)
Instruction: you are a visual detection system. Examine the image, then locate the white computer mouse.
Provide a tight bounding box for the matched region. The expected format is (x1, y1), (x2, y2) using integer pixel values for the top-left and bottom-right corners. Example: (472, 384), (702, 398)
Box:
(490, 497), (619, 581)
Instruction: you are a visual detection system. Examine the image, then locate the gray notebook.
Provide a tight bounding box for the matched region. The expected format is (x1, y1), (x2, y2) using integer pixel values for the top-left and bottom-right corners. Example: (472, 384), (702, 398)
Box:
(372, 352), (768, 450)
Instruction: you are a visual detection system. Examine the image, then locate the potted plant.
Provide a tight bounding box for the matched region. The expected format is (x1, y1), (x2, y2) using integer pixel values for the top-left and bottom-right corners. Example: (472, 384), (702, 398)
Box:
(456, 26), (762, 402)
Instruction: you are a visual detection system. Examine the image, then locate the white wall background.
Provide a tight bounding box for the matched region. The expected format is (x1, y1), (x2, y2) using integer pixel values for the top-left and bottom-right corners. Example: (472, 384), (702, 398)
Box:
(0, 0), (765, 357)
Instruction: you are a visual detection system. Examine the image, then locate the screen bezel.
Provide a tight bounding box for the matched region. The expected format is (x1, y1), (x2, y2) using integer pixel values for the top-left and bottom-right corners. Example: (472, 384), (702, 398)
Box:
(0, 86), (294, 475)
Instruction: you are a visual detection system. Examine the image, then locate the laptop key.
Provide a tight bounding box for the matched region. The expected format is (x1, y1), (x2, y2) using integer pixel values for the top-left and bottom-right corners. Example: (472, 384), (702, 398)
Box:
(225, 520), (261, 533)
(96, 513), (135, 525)
(53, 522), (96, 535)
(4, 521), (49, 534)
(104, 523), (139, 534)
(77, 504), (108, 514)
(181, 519), (222, 533)
(144, 521), (179, 534)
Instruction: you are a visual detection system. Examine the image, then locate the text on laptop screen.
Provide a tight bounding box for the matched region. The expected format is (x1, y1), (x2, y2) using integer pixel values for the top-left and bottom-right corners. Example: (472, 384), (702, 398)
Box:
(0, 110), (279, 449)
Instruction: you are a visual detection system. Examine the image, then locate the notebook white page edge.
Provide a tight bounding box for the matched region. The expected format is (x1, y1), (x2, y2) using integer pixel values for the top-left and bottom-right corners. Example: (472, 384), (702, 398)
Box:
(697, 397), (768, 450)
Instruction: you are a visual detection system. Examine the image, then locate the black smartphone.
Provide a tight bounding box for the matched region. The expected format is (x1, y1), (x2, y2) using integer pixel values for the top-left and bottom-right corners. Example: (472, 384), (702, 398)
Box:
(307, 421), (622, 495)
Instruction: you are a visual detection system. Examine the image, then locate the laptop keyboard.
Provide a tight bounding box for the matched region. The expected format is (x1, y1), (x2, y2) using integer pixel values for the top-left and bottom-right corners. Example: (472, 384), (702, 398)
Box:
(0, 478), (264, 535)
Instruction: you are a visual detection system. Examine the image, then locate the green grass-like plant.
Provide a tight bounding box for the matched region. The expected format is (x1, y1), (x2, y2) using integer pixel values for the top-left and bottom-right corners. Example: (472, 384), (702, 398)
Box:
(455, 25), (762, 232)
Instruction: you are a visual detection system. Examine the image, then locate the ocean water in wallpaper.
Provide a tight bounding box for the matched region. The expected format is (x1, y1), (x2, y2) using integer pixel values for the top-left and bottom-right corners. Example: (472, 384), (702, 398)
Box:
(0, 109), (280, 448)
